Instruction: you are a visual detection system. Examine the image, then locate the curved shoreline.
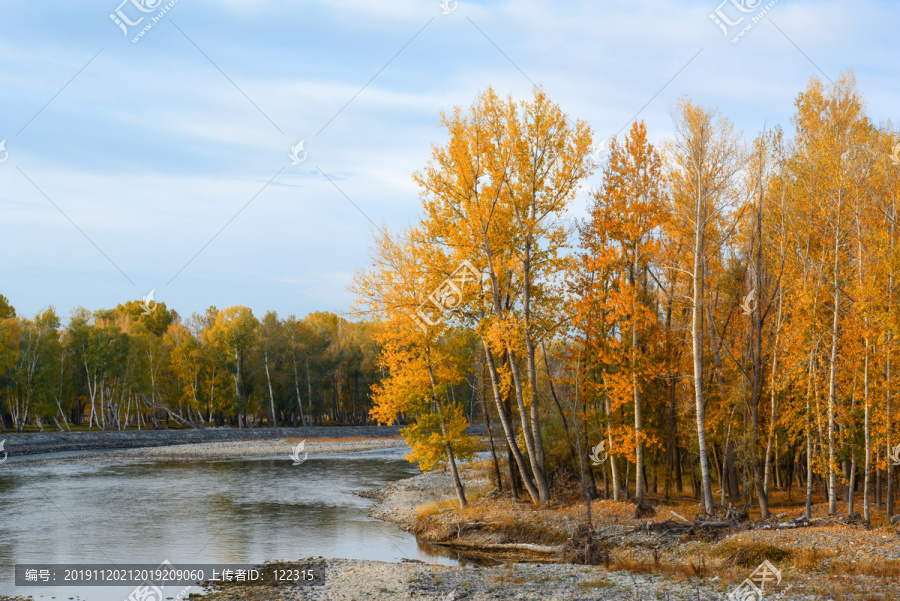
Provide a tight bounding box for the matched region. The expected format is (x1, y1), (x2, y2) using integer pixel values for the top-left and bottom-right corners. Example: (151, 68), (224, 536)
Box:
(0, 425), (408, 457)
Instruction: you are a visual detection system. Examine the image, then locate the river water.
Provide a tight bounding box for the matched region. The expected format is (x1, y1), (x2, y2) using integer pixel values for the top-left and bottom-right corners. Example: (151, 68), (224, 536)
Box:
(0, 447), (460, 600)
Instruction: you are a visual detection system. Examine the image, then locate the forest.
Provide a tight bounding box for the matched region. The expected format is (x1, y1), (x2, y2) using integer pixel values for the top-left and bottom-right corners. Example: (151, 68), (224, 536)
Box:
(353, 70), (900, 522)
(0, 297), (391, 430)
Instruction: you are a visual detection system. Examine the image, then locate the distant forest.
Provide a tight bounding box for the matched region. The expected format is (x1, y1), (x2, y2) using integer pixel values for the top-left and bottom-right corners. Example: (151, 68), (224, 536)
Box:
(0, 295), (449, 431)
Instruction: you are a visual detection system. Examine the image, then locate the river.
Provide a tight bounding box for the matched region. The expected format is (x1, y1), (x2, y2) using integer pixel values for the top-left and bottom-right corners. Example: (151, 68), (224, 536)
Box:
(0, 447), (459, 600)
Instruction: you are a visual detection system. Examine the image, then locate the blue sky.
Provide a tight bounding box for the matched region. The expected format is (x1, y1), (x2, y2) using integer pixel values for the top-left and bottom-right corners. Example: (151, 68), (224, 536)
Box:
(0, 0), (896, 322)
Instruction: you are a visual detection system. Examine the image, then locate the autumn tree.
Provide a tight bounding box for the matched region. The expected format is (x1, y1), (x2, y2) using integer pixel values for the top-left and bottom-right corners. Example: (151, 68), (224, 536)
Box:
(569, 120), (666, 505)
(207, 306), (258, 427)
(667, 98), (744, 515)
(786, 73), (870, 514)
(353, 226), (479, 507)
(413, 86), (594, 504)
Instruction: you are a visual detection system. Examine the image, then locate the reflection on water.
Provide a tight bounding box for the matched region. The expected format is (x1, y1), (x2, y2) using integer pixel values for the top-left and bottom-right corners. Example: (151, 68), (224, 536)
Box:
(0, 447), (464, 600)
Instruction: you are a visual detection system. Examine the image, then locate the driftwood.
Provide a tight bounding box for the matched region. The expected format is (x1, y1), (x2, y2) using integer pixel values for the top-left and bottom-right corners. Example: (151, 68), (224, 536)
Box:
(139, 393), (198, 429)
(458, 521), (506, 527)
(754, 515), (846, 530)
(442, 541), (561, 554)
(560, 523), (606, 564)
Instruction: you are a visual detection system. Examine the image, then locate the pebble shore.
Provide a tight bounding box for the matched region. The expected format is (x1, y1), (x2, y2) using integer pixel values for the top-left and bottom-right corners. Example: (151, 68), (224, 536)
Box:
(192, 467), (820, 600)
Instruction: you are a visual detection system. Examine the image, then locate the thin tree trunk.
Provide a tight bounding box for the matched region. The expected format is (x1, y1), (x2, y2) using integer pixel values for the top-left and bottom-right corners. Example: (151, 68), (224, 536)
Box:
(664, 374), (677, 501)
(691, 241), (714, 514)
(306, 357), (315, 425)
(507, 347), (550, 503)
(480, 359), (503, 490)
(864, 338), (871, 525)
(481, 341), (540, 503)
(604, 378), (620, 501)
(542, 342), (586, 491)
(887, 201), (897, 517)
(234, 349), (243, 428)
(806, 353), (815, 520)
(631, 253), (644, 505)
(827, 221), (841, 515)
(522, 231), (548, 486)
(264, 349), (277, 428)
(291, 347), (308, 427)
(427, 357), (466, 508)
(764, 291), (783, 500)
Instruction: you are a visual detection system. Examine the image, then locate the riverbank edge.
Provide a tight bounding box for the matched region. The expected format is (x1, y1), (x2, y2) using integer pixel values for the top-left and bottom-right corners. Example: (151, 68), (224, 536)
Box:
(0, 425), (486, 457)
(0, 425), (401, 456)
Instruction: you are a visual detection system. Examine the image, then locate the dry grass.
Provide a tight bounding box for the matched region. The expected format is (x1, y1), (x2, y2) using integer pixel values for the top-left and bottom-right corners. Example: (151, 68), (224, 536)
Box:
(825, 559), (900, 578)
(790, 546), (839, 571)
(801, 576), (900, 601)
(596, 548), (746, 589)
(415, 502), (441, 519)
(577, 577), (615, 589)
(414, 498), (458, 519)
(713, 540), (792, 568)
(462, 459), (496, 479)
(416, 494), (569, 545)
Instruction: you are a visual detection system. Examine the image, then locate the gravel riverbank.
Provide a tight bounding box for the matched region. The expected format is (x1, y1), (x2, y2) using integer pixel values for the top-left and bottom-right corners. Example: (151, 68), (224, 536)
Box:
(361, 467), (492, 529)
(197, 556), (760, 601)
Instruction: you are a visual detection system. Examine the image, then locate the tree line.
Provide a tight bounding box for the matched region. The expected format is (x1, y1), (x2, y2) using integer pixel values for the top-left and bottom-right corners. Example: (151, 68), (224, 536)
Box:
(354, 72), (900, 522)
(0, 297), (396, 431)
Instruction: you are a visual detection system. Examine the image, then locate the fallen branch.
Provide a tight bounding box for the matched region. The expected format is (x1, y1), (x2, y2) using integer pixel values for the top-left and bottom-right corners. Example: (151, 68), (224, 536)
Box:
(695, 521), (733, 528)
(458, 521), (507, 528)
(139, 393), (197, 429)
(440, 541), (561, 554)
(670, 510), (690, 523)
